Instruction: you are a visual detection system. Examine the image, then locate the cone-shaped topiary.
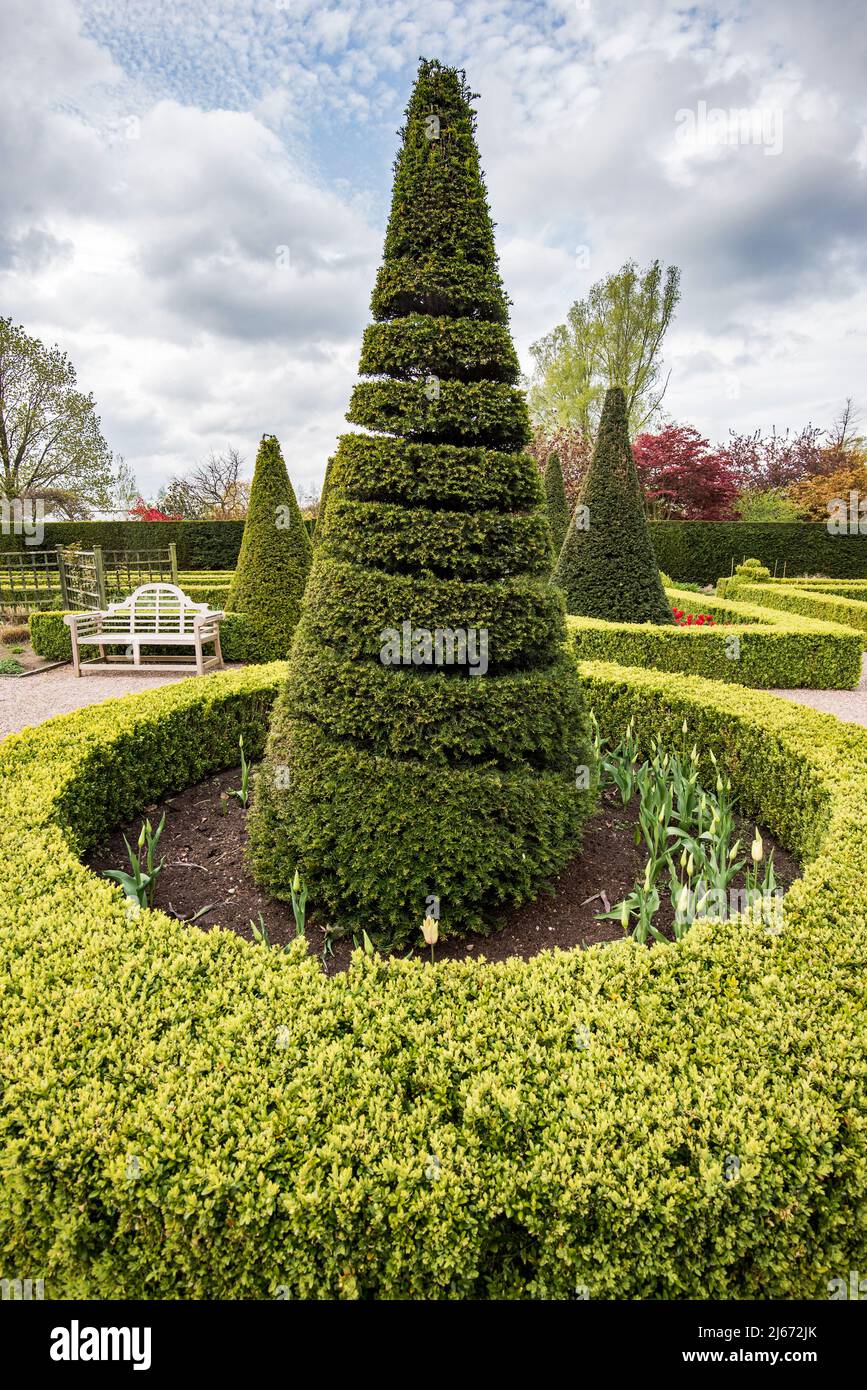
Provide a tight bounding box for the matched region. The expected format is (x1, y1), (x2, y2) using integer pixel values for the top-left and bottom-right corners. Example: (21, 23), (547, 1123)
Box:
(248, 60), (596, 946)
(554, 387), (673, 623)
(312, 456), (334, 545)
(227, 434), (312, 661)
(543, 451), (570, 560)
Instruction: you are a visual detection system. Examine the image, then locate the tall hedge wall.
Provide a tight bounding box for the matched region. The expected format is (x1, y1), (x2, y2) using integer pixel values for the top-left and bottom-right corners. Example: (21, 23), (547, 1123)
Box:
(0, 518), (315, 569)
(650, 522), (867, 585)
(5, 517), (862, 583)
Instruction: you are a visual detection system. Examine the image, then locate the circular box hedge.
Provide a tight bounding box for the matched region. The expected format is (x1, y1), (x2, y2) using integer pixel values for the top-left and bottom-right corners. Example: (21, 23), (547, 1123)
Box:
(0, 661), (864, 1298)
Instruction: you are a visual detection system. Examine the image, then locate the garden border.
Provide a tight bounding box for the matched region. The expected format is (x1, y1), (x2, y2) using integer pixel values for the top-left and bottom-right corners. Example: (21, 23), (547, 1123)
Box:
(715, 579), (867, 644)
(1, 661), (865, 1297)
(567, 586), (863, 688)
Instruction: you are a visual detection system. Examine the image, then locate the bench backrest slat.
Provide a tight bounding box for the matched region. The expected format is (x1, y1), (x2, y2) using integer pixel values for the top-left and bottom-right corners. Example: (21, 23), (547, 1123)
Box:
(101, 583), (211, 634)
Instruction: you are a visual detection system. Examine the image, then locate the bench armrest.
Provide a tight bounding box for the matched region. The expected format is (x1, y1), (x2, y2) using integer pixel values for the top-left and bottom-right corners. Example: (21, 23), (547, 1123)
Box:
(64, 611), (102, 637)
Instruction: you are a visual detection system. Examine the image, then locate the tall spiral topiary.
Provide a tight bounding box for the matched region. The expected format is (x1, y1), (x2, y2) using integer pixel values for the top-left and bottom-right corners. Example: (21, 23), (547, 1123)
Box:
(248, 59), (596, 945)
(227, 434), (312, 661)
(554, 387), (673, 623)
(543, 450), (570, 560)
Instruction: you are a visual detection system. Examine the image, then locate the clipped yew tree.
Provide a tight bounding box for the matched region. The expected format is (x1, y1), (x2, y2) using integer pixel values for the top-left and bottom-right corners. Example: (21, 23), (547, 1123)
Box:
(248, 60), (596, 945)
(227, 434), (312, 661)
(554, 386), (673, 623)
(312, 455), (334, 545)
(543, 450), (570, 559)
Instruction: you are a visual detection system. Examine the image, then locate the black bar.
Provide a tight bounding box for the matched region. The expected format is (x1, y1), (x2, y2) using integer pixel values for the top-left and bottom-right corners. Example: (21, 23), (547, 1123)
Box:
(4, 1297), (862, 1377)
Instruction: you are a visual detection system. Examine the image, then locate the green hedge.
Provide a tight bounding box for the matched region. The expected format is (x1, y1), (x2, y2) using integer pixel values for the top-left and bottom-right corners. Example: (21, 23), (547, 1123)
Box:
(0, 661), (865, 1297)
(29, 610), (257, 665)
(1, 520), (315, 569)
(297, 556), (566, 672)
(651, 521), (867, 585)
(4, 519), (864, 583)
(776, 578), (867, 598)
(358, 316), (520, 382)
(716, 580), (867, 645)
(567, 588), (863, 689)
(330, 434), (543, 511)
(347, 379), (531, 449)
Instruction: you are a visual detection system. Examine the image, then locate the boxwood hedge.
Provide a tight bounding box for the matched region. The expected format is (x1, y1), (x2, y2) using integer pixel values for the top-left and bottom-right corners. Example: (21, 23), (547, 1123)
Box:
(29, 609), (257, 666)
(776, 578), (867, 598)
(0, 660), (865, 1298)
(568, 587), (863, 689)
(716, 579), (867, 645)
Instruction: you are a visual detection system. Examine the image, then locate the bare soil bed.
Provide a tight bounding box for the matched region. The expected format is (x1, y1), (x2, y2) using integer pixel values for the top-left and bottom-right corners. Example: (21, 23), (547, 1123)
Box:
(85, 765), (801, 974)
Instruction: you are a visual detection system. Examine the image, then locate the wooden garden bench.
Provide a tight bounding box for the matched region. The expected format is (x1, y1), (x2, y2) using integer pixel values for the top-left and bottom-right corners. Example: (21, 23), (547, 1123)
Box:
(63, 583), (225, 677)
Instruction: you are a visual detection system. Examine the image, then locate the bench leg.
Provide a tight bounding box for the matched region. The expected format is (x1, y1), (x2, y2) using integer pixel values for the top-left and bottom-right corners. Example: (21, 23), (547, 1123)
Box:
(133, 642), (141, 667)
(71, 640), (81, 677)
(195, 636), (205, 676)
(213, 629), (223, 670)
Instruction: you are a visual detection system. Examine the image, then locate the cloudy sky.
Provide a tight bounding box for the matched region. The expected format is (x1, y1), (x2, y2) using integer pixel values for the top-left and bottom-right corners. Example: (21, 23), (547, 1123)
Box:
(2, 0), (866, 502)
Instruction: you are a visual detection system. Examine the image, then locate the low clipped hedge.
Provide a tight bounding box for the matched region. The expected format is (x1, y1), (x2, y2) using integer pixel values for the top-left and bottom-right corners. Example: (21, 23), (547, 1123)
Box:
(567, 587), (863, 689)
(716, 579), (867, 645)
(776, 578), (867, 598)
(29, 610), (258, 666)
(1, 661), (865, 1297)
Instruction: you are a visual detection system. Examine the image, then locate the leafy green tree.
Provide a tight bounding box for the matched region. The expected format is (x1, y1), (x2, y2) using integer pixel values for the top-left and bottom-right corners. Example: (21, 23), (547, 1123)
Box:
(248, 59), (596, 946)
(734, 487), (806, 522)
(554, 386), (673, 623)
(227, 434), (311, 661)
(528, 260), (681, 439)
(0, 317), (114, 512)
(543, 451), (570, 559)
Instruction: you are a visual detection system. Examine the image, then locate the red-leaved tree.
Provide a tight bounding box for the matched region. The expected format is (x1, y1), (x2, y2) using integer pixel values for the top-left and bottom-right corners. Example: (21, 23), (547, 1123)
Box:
(128, 497), (182, 522)
(716, 425), (829, 491)
(527, 428), (593, 510)
(632, 425), (738, 520)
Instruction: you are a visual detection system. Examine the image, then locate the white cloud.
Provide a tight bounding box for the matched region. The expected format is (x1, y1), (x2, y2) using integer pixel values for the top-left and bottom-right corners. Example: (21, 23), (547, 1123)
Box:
(1, 0), (865, 503)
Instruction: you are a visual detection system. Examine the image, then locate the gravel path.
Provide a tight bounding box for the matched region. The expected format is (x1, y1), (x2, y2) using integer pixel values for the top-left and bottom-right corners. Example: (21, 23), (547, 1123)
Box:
(770, 652), (867, 728)
(2, 654), (866, 741)
(0, 665), (225, 740)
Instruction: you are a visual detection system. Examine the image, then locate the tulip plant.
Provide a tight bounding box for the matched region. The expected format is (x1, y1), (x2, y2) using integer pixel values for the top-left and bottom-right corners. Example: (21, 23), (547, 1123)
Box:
(103, 813), (166, 910)
(595, 722), (781, 944)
